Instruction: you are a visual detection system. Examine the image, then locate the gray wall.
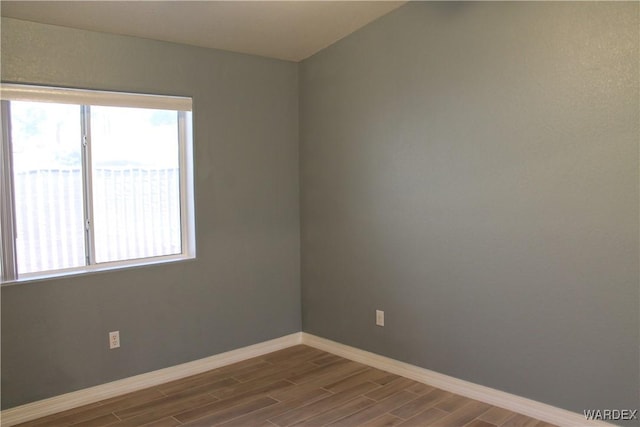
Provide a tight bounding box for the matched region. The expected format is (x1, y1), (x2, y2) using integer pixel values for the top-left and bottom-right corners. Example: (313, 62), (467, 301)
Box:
(300, 1), (639, 417)
(1, 18), (300, 409)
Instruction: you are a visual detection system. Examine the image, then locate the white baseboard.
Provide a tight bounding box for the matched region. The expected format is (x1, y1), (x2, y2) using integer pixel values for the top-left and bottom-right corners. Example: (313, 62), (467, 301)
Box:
(300, 333), (613, 427)
(0, 332), (302, 427)
(1, 331), (615, 427)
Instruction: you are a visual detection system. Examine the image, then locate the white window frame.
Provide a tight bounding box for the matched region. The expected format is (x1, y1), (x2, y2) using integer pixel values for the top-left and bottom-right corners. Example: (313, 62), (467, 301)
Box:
(0, 84), (196, 284)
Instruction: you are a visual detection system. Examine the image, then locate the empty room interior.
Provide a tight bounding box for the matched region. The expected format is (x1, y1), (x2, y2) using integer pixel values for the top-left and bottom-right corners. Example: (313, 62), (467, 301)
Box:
(0, 1), (638, 426)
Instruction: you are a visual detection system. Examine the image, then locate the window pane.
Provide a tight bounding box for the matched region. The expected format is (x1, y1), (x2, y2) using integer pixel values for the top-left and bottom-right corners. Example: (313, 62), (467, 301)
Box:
(10, 101), (85, 274)
(90, 106), (181, 263)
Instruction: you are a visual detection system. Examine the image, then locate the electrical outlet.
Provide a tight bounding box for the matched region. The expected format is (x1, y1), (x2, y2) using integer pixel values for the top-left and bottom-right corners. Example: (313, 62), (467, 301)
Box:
(376, 310), (384, 327)
(109, 331), (120, 349)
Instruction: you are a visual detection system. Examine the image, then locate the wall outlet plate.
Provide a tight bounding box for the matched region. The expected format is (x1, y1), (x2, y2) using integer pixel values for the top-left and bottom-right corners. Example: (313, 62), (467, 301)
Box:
(376, 310), (384, 327)
(109, 331), (120, 349)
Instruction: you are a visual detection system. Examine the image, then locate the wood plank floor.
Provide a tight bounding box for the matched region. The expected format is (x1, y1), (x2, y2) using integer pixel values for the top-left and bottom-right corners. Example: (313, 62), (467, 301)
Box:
(17, 345), (558, 427)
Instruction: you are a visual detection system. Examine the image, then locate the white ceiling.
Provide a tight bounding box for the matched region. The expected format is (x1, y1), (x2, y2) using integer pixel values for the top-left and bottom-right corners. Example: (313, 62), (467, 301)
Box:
(1, 1), (406, 62)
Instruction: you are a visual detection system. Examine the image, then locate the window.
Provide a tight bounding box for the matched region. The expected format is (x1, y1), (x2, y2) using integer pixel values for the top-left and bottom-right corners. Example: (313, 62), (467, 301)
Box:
(1, 84), (195, 283)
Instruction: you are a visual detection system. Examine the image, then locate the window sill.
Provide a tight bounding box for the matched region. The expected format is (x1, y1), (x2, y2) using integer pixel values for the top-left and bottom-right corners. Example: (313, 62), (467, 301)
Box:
(0, 254), (196, 287)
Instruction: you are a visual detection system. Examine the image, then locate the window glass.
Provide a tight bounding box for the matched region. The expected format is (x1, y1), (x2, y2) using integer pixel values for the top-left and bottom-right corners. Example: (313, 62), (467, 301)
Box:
(90, 106), (181, 263)
(10, 101), (85, 274)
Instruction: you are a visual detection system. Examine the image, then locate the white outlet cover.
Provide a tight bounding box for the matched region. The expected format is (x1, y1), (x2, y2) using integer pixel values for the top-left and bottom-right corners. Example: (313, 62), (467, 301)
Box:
(109, 331), (120, 349)
(376, 310), (384, 327)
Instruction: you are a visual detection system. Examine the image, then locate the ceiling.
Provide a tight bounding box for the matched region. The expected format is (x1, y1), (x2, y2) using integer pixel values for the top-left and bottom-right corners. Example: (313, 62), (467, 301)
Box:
(0, 1), (407, 62)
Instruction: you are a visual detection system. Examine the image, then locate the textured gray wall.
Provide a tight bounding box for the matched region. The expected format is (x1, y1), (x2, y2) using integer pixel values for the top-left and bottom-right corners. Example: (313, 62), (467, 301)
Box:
(300, 1), (639, 416)
(1, 18), (300, 409)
